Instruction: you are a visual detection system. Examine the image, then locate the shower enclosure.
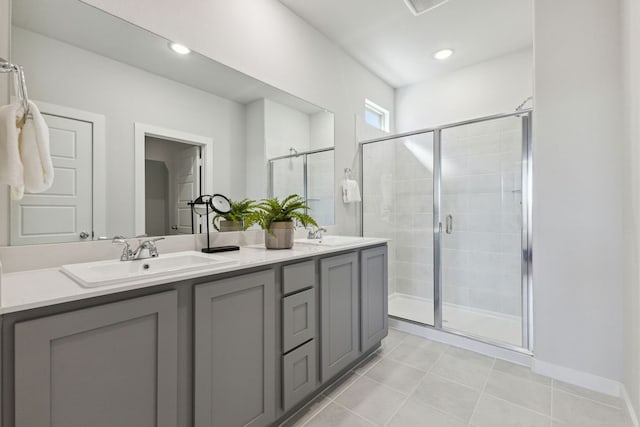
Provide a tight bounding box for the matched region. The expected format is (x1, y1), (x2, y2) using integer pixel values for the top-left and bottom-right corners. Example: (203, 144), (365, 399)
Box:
(361, 111), (532, 351)
(268, 148), (335, 226)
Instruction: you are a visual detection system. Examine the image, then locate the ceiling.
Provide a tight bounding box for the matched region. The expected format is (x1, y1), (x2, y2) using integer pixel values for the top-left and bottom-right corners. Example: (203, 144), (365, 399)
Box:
(279, 0), (533, 88)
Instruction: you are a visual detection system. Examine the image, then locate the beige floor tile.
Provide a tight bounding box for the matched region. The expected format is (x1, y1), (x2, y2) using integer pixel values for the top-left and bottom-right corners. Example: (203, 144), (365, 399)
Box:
(386, 339), (446, 371)
(304, 402), (376, 427)
(279, 395), (331, 427)
(412, 373), (481, 422)
(470, 394), (550, 427)
(388, 396), (466, 427)
(321, 370), (360, 400)
(484, 369), (552, 415)
(353, 352), (383, 376)
(335, 375), (406, 425)
(364, 358), (427, 394)
(378, 328), (409, 355)
(492, 359), (552, 385)
(431, 349), (494, 390)
(553, 380), (624, 409)
(553, 389), (631, 427)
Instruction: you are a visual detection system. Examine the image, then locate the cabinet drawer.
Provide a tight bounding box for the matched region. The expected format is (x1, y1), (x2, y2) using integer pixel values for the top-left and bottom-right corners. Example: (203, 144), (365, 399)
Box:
(283, 260), (315, 295)
(283, 288), (316, 353)
(282, 339), (317, 411)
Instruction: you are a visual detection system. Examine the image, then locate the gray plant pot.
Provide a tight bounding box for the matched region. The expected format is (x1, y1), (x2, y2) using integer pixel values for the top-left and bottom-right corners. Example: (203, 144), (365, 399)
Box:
(265, 221), (294, 249)
(218, 219), (243, 232)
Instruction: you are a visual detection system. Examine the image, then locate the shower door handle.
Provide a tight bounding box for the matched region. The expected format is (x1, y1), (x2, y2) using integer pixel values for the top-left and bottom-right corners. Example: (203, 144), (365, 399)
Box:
(445, 214), (453, 234)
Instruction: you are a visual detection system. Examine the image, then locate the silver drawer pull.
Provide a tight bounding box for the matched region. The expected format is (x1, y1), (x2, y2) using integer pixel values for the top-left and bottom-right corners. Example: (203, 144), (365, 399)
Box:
(445, 214), (453, 234)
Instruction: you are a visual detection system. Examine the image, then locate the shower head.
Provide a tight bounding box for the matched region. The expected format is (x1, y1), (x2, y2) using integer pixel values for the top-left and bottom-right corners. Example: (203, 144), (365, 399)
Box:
(403, 0), (450, 16)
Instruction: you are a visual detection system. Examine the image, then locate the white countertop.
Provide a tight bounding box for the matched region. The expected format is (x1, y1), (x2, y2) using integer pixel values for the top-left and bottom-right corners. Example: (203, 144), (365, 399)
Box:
(0, 238), (387, 315)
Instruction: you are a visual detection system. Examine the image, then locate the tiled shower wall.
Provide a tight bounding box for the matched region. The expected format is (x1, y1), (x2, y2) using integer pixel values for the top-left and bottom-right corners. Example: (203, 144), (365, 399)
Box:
(363, 116), (523, 318)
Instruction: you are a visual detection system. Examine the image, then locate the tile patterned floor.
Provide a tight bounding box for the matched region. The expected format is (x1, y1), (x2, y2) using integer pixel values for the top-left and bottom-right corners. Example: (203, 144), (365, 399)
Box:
(280, 329), (634, 427)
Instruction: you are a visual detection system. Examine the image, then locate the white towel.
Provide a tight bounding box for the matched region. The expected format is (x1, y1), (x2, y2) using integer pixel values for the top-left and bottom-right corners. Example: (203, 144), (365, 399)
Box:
(20, 101), (53, 196)
(342, 178), (361, 203)
(0, 101), (53, 200)
(0, 103), (24, 199)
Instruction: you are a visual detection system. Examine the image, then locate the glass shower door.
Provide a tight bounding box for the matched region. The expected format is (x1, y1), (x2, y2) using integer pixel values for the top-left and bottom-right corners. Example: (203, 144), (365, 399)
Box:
(439, 116), (526, 347)
(270, 156), (305, 200)
(362, 132), (435, 325)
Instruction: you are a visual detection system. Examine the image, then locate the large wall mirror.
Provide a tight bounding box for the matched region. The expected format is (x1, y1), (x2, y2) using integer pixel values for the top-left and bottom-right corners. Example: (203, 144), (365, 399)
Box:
(8, 0), (335, 245)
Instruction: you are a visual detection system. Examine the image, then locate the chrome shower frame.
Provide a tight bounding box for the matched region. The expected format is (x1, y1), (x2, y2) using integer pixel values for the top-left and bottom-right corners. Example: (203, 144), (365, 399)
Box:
(359, 109), (534, 354)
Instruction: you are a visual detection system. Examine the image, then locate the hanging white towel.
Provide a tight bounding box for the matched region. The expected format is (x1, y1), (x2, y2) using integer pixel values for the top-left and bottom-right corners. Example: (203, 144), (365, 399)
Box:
(342, 178), (362, 203)
(0, 103), (24, 199)
(0, 101), (53, 200)
(19, 101), (53, 196)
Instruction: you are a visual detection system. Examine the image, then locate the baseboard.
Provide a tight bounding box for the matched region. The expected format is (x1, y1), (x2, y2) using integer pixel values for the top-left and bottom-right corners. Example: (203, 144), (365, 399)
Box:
(532, 359), (621, 397)
(622, 385), (640, 427)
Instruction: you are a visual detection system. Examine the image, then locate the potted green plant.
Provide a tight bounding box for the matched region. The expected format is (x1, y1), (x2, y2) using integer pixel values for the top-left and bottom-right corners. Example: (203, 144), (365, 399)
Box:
(249, 194), (318, 249)
(212, 198), (257, 232)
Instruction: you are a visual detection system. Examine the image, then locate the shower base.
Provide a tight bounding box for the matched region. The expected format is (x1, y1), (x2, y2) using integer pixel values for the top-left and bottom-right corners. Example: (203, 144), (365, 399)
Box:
(388, 293), (522, 347)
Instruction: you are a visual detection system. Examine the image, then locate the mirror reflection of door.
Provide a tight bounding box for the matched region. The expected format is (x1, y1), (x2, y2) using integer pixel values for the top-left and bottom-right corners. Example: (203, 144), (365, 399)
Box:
(10, 113), (93, 245)
(144, 137), (201, 237)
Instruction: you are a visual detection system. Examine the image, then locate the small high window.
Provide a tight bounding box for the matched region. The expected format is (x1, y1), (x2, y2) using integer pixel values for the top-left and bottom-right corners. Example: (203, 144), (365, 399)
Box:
(364, 99), (390, 132)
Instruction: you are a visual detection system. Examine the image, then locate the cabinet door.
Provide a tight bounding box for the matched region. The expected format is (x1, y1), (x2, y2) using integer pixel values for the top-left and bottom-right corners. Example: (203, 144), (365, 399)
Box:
(194, 270), (276, 427)
(282, 340), (317, 411)
(320, 253), (359, 381)
(14, 291), (178, 427)
(361, 246), (389, 352)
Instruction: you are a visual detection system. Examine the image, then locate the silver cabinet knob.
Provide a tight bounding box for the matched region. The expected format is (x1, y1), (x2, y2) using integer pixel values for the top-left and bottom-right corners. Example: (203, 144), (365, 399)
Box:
(79, 231), (90, 239)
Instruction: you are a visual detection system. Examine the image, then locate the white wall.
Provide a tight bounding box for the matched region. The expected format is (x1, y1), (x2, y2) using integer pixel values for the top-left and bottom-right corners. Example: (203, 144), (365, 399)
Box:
(533, 0), (625, 383)
(623, 0), (640, 416)
(12, 27), (247, 238)
(395, 49), (533, 132)
(264, 98), (311, 158)
(80, 0), (395, 235)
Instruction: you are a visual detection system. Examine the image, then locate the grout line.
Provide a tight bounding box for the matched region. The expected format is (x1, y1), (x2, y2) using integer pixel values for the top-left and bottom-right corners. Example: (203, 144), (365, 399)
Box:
(382, 343), (449, 426)
(552, 380), (624, 410)
(330, 400), (379, 426)
(290, 396), (332, 427)
(484, 391), (554, 420)
(467, 358), (496, 426)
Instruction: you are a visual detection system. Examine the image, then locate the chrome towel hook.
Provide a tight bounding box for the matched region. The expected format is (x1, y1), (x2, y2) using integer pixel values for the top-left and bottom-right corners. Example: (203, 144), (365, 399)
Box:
(0, 57), (31, 126)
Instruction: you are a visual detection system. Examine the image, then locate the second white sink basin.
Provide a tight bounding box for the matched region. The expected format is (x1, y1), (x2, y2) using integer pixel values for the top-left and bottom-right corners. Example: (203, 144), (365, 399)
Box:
(62, 251), (237, 288)
(294, 235), (368, 247)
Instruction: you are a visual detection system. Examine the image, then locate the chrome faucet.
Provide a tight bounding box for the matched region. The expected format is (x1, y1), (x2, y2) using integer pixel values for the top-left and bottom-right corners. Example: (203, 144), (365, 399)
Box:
(307, 226), (328, 240)
(112, 237), (165, 261)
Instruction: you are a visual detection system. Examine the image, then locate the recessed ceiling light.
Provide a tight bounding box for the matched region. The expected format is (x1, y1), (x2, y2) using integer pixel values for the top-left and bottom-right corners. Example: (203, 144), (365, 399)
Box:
(433, 48), (454, 60)
(169, 42), (191, 55)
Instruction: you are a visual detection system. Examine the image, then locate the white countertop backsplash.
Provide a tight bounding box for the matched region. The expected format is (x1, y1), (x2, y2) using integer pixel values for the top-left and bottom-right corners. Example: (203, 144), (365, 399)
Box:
(0, 230), (387, 315)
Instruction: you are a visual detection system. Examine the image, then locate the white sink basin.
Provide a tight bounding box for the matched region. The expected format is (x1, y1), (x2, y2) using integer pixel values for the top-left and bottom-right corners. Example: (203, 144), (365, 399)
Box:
(62, 251), (237, 288)
(294, 236), (368, 247)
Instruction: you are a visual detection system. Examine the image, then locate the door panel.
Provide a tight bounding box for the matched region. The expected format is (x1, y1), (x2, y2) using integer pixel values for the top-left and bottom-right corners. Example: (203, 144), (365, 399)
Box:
(10, 114), (92, 244)
(439, 116), (524, 347)
(172, 145), (200, 234)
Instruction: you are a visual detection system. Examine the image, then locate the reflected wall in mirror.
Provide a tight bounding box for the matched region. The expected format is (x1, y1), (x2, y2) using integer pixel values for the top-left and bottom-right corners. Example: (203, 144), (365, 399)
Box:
(7, 0), (335, 245)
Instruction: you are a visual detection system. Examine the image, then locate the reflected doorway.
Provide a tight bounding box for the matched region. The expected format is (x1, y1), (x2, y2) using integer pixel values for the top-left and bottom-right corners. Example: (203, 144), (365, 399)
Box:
(144, 137), (202, 236)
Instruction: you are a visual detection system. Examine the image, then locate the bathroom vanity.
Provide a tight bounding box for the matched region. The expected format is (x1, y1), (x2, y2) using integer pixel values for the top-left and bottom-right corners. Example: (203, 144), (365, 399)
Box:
(0, 239), (388, 427)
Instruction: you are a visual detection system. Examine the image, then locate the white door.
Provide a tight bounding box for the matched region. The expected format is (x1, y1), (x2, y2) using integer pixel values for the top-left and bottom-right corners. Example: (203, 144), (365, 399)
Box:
(171, 145), (200, 235)
(10, 114), (93, 245)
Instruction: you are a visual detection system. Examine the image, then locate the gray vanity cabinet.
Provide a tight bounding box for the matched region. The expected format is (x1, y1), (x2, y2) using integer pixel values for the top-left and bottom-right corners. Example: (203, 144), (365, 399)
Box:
(320, 252), (360, 381)
(13, 291), (179, 427)
(194, 269), (276, 427)
(361, 246), (389, 351)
